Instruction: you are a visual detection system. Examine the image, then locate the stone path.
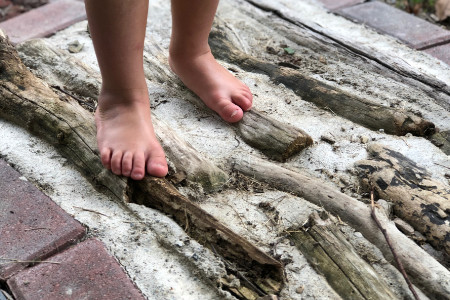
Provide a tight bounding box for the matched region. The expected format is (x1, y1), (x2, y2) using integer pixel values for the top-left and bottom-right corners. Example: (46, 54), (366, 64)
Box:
(318, 0), (450, 64)
(0, 159), (145, 300)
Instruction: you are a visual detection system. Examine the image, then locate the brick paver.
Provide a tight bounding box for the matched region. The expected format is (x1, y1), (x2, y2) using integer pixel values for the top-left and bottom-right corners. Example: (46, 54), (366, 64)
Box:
(0, 159), (85, 280)
(424, 42), (450, 66)
(8, 239), (146, 300)
(317, 0), (365, 11)
(338, 1), (450, 49)
(0, 0), (86, 44)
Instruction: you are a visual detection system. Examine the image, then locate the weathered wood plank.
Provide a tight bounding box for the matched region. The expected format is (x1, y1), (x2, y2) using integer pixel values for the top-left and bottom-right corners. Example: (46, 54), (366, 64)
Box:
(230, 154), (450, 299)
(356, 144), (450, 255)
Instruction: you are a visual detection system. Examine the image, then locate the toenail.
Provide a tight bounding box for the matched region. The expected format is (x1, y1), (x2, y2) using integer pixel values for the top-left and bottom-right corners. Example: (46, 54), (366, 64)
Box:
(230, 109), (239, 118)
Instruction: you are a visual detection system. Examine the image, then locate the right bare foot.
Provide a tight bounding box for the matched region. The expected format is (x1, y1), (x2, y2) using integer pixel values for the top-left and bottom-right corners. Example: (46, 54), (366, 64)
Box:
(95, 89), (168, 180)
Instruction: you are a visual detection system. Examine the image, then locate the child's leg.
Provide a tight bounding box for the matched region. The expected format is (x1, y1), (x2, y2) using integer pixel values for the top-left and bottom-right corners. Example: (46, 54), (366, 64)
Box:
(85, 0), (168, 180)
(169, 0), (253, 123)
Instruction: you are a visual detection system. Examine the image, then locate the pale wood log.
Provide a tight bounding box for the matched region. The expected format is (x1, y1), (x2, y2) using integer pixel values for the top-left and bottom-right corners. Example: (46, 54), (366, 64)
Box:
(230, 154), (450, 299)
(290, 212), (398, 300)
(0, 35), (283, 298)
(208, 22), (436, 137)
(16, 38), (229, 193)
(143, 42), (313, 161)
(356, 144), (450, 255)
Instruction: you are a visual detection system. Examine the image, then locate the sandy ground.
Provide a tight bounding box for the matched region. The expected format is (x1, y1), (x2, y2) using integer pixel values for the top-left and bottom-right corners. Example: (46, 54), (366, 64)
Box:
(1, 0), (449, 299)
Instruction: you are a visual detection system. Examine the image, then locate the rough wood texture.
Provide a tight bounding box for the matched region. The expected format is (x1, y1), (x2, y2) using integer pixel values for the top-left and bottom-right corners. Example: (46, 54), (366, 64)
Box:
(131, 178), (284, 298)
(16, 38), (229, 193)
(208, 22), (436, 137)
(290, 212), (398, 300)
(244, 0), (450, 111)
(237, 109), (313, 161)
(429, 130), (450, 155)
(356, 144), (450, 255)
(231, 154), (450, 299)
(143, 42), (313, 161)
(152, 116), (229, 193)
(0, 35), (283, 299)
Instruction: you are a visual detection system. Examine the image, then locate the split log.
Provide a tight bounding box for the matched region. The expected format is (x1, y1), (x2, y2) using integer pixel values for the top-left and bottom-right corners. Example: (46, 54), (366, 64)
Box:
(230, 154), (450, 299)
(290, 212), (397, 300)
(243, 0), (450, 111)
(16, 38), (229, 193)
(0, 34), (283, 299)
(208, 22), (436, 137)
(356, 144), (450, 255)
(143, 42), (313, 161)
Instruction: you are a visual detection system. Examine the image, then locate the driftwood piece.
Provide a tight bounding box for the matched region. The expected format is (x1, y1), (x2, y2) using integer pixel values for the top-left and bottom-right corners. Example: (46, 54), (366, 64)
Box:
(243, 0), (450, 111)
(16, 38), (229, 193)
(16, 39), (101, 103)
(152, 116), (229, 193)
(356, 144), (450, 255)
(230, 154), (450, 299)
(237, 110), (312, 161)
(208, 23), (436, 137)
(143, 42), (313, 161)
(290, 212), (397, 300)
(0, 34), (283, 299)
(131, 178), (283, 298)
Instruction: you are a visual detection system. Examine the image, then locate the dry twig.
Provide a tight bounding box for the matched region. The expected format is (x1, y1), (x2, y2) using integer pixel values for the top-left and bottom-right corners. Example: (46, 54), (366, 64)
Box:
(370, 189), (420, 300)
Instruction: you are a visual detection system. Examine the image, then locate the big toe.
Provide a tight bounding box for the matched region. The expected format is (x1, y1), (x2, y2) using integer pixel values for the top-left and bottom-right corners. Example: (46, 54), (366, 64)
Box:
(146, 154), (168, 178)
(215, 100), (244, 123)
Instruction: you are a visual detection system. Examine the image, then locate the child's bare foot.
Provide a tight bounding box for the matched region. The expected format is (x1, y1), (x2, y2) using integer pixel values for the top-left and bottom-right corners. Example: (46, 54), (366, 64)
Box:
(95, 89), (168, 180)
(169, 50), (253, 123)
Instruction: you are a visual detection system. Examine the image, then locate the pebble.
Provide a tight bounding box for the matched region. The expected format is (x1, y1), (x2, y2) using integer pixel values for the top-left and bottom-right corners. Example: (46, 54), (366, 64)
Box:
(67, 40), (83, 53)
(360, 135), (369, 144)
(295, 285), (305, 294)
(393, 218), (414, 235)
(354, 232), (363, 238)
(175, 240), (184, 247)
(379, 129), (385, 133)
(405, 133), (413, 137)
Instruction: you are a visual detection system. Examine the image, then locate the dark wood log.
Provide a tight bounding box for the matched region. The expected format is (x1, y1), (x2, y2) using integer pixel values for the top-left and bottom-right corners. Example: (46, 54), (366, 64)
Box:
(237, 109), (312, 161)
(0, 34), (283, 299)
(208, 24), (436, 137)
(429, 130), (450, 155)
(290, 212), (397, 300)
(356, 143), (450, 255)
(16, 38), (229, 193)
(230, 154), (450, 299)
(143, 42), (313, 161)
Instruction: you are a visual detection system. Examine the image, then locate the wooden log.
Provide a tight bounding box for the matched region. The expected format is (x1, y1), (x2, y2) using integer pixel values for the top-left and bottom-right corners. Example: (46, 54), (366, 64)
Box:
(237, 109), (313, 161)
(143, 42), (313, 161)
(152, 116), (229, 193)
(0, 34), (283, 299)
(16, 38), (229, 193)
(208, 22), (436, 137)
(290, 212), (398, 300)
(243, 0), (450, 111)
(355, 144), (450, 255)
(230, 154), (450, 299)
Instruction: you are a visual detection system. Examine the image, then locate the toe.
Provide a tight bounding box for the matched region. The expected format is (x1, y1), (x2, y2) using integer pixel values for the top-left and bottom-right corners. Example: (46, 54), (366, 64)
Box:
(121, 152), (133, 177)
(212, 98), (244, 122)
(110, 150), (123, 175)
(131, 152), (146, 180)
(146, 154), (168, 178)
(100, 148), (112, 169)
(232, 93), (252, 111)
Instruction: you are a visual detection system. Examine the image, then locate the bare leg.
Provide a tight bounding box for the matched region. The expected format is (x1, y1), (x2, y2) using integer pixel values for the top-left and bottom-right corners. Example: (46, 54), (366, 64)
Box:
(85, 0), (168, 180)
(169, 0), (253, 123)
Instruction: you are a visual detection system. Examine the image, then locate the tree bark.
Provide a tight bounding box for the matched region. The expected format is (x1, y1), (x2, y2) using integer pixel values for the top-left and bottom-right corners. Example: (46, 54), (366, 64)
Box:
(356, 143), (450, 255)
(290, 212), (398, 300)
(230, 154), (450, 300)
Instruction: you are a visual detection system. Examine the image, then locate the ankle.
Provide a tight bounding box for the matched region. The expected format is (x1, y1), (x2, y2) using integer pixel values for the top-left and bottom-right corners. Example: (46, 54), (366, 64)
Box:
(169, 45), (211, 63)
(98, 87), (150, 108)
